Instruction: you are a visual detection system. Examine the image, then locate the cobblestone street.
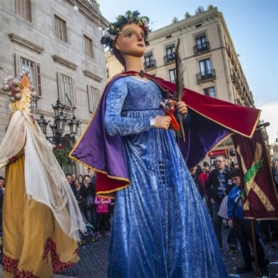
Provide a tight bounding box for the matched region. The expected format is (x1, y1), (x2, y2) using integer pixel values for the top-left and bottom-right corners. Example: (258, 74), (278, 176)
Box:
(58, 226), (278, 278)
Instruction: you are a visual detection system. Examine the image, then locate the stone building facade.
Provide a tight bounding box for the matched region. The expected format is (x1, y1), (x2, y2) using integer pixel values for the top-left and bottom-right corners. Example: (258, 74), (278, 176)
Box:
(0, 0), (108, 175)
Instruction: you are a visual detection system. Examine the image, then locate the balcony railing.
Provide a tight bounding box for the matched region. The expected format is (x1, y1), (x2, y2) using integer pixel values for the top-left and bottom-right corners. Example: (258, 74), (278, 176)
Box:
(164, 53), (176, 64)
(193, 41), (210, 55)
(144, 59), (156, 71)
(196, 69), (216, 83)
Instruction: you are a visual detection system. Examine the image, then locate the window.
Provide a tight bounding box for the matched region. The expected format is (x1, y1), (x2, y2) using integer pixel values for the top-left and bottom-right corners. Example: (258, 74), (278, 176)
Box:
(87, 86), (99, 113)
(199, 58), (212, 76)
(54, 15), (67, 42)
(196, 34), (208, 51)
(204, 87), (216, 98)
(169, 69), (176, 83)
(197, 58), (215, 83)
(164, 44), (176, 64)
(166, 45), (175, 60)
(57, 73), (75, 107)
(194, 34), (210, 54)
(14, 54), (42, 97)
(145, 55), (152, 67)
(15, 0), (31, 21)
(144, 52), (155, 69)
(84, 35), (93, 58)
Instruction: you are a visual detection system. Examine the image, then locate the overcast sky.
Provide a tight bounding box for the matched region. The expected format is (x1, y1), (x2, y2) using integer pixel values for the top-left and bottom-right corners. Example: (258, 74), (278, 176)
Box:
(97, 0), (278, 143)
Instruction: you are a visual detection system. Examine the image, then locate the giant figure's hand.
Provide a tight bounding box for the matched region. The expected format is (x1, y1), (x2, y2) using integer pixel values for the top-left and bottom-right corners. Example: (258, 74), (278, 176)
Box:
(153, 115), (172, 129)
(176, 101), (188, 116)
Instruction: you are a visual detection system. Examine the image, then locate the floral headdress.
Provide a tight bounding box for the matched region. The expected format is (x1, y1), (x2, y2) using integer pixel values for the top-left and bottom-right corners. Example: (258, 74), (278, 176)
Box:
(100, 10), (151, 49)
(2, 69), (37, 113)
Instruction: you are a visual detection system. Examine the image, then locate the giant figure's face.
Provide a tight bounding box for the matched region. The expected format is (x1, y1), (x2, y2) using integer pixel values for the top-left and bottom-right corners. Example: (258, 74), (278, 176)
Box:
(115, 23), (146, 58)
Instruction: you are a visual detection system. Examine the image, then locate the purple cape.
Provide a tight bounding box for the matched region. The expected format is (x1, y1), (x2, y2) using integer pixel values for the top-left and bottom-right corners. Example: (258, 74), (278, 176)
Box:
(69, 73), (260, 195)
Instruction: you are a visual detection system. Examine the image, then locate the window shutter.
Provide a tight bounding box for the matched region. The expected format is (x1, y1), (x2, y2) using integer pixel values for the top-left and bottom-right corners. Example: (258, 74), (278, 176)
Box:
(14, 53), (21, 76)
(37, 63), (42, 97)
(87, 85), (91, 112)
(57, 72), (62, 101)
(91, 39), (94, 59)
(72, 78), (76, 108)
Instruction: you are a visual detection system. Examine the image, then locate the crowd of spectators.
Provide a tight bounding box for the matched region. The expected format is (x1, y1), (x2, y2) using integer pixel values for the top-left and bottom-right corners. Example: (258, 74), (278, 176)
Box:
(66, 169), (114, 238)
(191, 156), (278, 275)
(60, 156), (278, 255)
(0, 155), (277, 273)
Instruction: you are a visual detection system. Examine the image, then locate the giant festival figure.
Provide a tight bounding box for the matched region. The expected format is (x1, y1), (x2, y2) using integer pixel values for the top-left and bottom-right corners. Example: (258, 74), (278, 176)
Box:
(70, 10), (260, 278)
(0, 71), (85, 277)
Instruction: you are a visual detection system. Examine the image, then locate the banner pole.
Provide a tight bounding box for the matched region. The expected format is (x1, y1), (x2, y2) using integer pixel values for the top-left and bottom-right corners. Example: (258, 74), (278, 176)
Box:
(251, 219), (259, 276)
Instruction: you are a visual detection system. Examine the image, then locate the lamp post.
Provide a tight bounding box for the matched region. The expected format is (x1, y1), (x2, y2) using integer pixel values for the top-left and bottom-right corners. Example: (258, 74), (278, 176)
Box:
(36, 99), (81, 146)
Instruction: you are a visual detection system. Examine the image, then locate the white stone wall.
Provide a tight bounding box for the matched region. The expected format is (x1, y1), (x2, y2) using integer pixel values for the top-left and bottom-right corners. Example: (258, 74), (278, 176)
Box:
(0, 0), (108, 176)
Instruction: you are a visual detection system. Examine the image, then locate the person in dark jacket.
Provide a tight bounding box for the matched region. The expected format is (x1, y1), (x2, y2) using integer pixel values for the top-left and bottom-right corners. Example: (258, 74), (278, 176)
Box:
(205, 156), (238, 251)
(259, 160), (278, 244)
(227, 168), (269, 276)
(190, 166), (204, 198)
(66, 173), (76, 195)
(80, 175), (96, 227)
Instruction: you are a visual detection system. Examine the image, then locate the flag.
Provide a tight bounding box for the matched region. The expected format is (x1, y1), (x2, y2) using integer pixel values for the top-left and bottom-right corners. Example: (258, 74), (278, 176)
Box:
(232, 130), (278, 219)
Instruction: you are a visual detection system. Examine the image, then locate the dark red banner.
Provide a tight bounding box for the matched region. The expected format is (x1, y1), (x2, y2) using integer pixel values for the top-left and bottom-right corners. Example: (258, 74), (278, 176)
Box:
(232, 130), (278, 219)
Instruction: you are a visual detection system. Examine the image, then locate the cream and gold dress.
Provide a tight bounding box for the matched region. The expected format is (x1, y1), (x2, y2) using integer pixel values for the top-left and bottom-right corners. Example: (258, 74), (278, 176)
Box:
(0, 72), (85, 277)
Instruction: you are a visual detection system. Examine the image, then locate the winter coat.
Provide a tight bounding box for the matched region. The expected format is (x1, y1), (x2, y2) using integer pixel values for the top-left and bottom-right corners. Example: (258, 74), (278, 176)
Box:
(94, 196), (111, 213)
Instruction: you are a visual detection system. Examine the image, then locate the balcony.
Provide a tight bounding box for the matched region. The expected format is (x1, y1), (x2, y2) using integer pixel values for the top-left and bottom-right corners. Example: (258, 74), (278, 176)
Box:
(227, 47), (231, 57)
(193, 41), (210, 55)
(196, 69), (216, 84)
(144, 59), (156, 71)
(164, 53), (175, 65)
(231, 73), (237, 83)
(231, 56), (235, 65)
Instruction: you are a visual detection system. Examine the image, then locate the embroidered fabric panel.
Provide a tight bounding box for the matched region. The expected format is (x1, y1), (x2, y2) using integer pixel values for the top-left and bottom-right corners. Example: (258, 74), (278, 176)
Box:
(157, 160), (170, 187)
(3, 237), (79, 276)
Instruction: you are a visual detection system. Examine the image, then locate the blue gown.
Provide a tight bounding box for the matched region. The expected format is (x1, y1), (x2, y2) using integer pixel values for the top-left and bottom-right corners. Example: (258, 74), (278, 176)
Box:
(104, 76), (228, 278)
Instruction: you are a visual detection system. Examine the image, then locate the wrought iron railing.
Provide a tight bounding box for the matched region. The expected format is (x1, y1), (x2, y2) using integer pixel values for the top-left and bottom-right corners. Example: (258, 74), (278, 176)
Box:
(196, 69), (216, 83)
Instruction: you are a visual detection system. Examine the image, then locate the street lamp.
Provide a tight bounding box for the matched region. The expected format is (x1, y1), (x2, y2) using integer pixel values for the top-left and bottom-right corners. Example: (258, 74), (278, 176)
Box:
(37, 114), (50, 135)
(52, 99), (65, 117)
(68, 114), (81, 136)
(36, 99), (81, 146)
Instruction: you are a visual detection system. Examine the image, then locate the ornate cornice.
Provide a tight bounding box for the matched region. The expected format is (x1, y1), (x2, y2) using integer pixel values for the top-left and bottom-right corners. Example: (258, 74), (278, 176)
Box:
(83, 70), (102, 82)
(64, 0), (109, 29)
(8, 33), (44, 54)
(52, 55), (77, 70)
